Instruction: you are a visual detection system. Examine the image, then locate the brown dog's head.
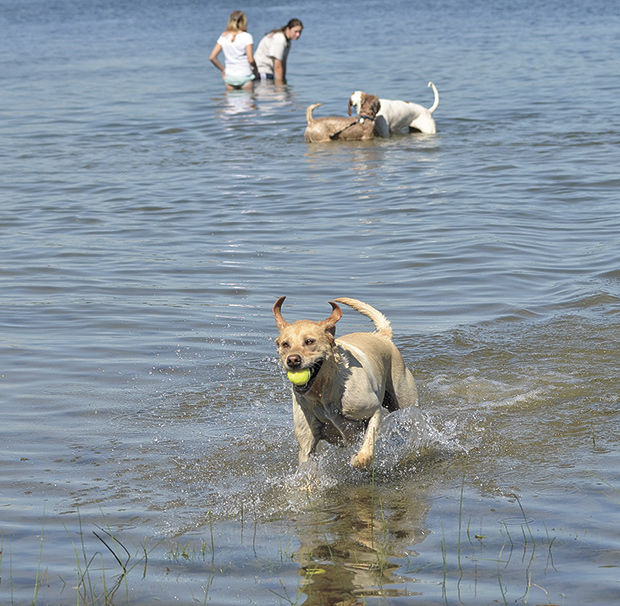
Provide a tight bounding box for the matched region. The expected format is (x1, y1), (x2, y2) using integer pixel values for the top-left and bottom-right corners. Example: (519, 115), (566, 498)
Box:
(360, 94), (381, 119)
(348, 91), (380, 118)
(273, 297), (342, 390)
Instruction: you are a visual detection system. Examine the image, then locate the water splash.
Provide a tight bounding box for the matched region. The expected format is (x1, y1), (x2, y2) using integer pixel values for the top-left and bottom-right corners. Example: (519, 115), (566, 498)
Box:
(244, 405), (467, 519)
(373, 406), (465, 474)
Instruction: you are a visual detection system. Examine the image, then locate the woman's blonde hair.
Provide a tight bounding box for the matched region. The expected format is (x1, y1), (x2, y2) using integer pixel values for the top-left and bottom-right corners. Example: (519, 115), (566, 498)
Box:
(226, 10), (248, 33)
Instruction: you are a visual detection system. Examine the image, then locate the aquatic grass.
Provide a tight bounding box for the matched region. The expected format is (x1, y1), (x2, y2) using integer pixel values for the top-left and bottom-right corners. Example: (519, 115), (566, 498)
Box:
(514, 493), (535, 546)
(427, 490), (561, 606)
(72, 525), (133, 605)
(496, 542), (508, 605)
(544, 524), (558, 573)
(63, 512), (164, 606)
(2, 487), (568, 605)
(0, 532), (16, 606)
(168, 538), (210, 563)
(440, 521), (448, 602)
(32, 514), (46, 606)
(206, 510), (215, 564)
(457, 473), (465, 576)
(269, 577), (305, 605)
(69, 511), (97, 605)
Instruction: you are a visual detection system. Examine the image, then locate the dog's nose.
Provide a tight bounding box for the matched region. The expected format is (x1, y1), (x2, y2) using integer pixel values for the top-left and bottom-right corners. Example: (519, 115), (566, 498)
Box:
(286, 354), (302, 368)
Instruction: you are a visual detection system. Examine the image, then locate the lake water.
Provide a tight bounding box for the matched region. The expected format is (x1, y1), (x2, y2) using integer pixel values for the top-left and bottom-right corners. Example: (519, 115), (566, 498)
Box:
(1, 0), (619, 603)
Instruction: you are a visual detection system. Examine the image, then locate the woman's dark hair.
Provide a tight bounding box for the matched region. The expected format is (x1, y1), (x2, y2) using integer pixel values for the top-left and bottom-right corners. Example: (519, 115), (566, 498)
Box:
(268, 18), (303, 35)
(283, 18), (303, 31)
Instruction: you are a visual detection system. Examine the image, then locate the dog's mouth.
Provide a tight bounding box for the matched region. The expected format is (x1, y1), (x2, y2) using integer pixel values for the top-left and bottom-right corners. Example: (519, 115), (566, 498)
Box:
(289, 360), (323, 394)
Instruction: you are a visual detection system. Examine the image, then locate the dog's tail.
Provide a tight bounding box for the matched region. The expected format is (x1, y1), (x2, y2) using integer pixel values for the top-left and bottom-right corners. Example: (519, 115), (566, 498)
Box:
(427, 81), (439, 114)
(333, 297), (393, 340)
(306, 103), (321, 125)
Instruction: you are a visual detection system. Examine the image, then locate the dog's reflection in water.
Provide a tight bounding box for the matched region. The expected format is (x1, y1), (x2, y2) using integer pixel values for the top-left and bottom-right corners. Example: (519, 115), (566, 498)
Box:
(292, 481), (431, 604)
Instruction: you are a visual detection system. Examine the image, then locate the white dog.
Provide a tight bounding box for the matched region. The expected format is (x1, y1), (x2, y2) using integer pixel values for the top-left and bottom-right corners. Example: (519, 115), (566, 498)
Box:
(349, 81), (439, 136)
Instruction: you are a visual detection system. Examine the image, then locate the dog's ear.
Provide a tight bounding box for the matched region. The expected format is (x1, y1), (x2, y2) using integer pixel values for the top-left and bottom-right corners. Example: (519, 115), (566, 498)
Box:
(369, 96), (380, 117)
(320, 301), (342, 335)
(273, 296), (288, 330)
(348, 96), (353, 116)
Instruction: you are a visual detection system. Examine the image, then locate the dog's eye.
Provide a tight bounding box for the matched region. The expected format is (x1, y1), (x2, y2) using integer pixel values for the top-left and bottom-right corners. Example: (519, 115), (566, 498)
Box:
(304, 338), (315, 346)
(280, 341), (290, 349)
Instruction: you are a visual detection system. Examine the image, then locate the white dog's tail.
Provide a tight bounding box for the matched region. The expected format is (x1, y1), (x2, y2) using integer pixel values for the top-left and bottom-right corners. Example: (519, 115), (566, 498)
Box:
(306, 103), (321, 125)
(334, 297), (393, 340)
(427, 81), (439, 114)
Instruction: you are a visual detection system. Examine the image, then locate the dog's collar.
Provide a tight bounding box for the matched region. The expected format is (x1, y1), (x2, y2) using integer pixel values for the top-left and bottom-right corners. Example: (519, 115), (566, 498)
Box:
(329, 115), (375, 140)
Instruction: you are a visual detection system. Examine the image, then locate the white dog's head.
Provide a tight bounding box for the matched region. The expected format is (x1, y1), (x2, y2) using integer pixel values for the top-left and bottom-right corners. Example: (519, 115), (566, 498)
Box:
(348, 90), (364, 116)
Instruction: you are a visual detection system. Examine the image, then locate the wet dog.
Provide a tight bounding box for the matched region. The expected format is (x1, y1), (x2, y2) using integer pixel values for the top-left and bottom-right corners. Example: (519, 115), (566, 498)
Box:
(273, 297), (418, 469)
(304, 93), (380, 143)
(349, 81), (439, 136)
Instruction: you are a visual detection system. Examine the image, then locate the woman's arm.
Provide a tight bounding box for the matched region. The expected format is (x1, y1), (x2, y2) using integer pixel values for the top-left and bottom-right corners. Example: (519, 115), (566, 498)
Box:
(209, 42), (225, 79)
(245, 44), (259, 79)
(273, 58), (286, 84)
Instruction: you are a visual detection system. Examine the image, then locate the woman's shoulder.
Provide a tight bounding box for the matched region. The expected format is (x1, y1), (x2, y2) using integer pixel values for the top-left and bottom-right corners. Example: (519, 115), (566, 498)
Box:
(237, 31), (253, 44)
(260, 29), (284, 42)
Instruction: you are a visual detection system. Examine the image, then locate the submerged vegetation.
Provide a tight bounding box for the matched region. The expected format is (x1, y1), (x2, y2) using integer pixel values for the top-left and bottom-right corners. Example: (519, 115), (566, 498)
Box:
(1, 481), (599, 605)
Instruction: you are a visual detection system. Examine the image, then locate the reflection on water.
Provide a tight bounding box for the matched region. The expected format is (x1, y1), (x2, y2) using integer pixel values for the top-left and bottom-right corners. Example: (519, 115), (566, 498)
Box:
(292, 482), (430, 604)
(215, 81), (296, 120)
(253, 80), (295, 113)
(219, 89), (257, 117)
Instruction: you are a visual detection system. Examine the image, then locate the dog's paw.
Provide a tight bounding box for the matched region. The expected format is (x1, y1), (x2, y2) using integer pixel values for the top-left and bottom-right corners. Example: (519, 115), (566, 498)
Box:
(350, 452), (373, 469)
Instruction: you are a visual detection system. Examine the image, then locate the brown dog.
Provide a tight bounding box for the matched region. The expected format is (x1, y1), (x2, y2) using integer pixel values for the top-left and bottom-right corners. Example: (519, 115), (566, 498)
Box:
(273, 297), (418, 469)
(304, 93), (381, 143)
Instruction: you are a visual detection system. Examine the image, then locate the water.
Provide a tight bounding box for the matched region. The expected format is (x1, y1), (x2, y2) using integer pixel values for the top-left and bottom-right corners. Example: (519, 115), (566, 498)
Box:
(1, 0), (619, 603)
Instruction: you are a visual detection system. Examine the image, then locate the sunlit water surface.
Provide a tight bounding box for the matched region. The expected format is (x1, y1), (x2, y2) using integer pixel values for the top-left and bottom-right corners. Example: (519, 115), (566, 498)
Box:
(1, 0), (619, 603)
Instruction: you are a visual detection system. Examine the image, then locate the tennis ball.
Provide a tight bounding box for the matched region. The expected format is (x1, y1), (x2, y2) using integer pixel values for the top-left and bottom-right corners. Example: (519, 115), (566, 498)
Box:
(287, 368), (312, 386)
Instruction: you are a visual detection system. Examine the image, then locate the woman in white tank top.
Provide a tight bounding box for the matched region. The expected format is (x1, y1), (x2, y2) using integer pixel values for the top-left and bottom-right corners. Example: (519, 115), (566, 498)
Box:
(209, 11), (259, 91)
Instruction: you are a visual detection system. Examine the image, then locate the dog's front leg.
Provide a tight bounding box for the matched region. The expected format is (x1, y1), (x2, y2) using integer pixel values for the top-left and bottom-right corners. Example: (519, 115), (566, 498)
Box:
(293, 398), (322, 464)
(374, 115), (390, 137)
(325, 411), (365, 446)
(351, 408), (383, 469)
